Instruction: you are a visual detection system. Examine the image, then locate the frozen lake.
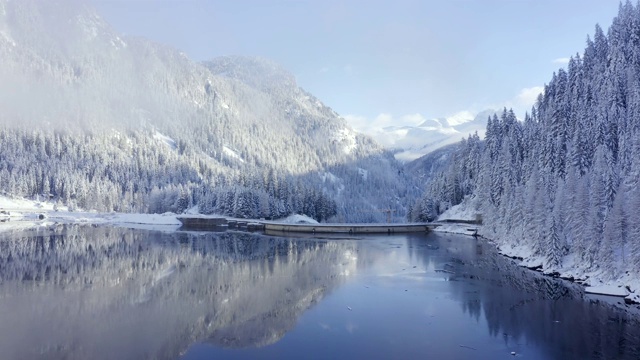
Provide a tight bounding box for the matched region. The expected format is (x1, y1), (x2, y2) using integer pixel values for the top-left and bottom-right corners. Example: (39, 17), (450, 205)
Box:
(0, 225), (638, 359)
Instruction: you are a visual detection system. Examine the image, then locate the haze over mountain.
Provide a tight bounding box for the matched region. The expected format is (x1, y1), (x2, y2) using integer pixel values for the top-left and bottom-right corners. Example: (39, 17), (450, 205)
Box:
(0, 0), (415, 222)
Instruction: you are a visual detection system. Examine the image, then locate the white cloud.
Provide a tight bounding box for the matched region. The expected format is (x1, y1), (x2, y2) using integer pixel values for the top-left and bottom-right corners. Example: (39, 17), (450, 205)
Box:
(515, 86), (544, 107)
(553, 57), (570, 64)
(343, 113), (409, 147)
(343, 111), (464, 149)
(345, 86), (544, 138)
(342, 86), (544, 153)
(344, 113), (428, 133)
(341, 114), (370, 133)
(492, 86), (544, 118)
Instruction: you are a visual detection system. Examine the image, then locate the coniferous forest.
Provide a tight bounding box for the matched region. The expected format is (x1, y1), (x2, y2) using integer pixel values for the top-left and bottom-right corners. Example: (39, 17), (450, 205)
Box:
(412, 2), (640, 279)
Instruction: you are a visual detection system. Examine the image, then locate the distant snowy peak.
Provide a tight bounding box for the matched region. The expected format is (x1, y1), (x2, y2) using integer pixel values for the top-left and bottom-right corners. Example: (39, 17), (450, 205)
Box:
(386, 109), (495, 162)
(417, 118), (444, 129)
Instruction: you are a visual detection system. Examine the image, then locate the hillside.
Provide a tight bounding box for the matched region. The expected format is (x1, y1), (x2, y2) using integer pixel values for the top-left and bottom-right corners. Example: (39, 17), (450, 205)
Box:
(413, 2), (640, 290)
(0, 0), (415, 222)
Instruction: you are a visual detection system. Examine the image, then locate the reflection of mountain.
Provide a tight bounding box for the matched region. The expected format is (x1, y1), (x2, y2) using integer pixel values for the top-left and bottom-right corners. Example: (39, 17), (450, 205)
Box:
(0, 225), (358, 360)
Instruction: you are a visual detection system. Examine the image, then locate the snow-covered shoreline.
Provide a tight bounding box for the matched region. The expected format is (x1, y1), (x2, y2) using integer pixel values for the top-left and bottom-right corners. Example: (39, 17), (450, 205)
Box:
(0, 196), (322, 234)
(0, 196), (183, 233)
(432, 223), (478, 236)
(493, 240), (636, 299)
(437, 202), (640, 304)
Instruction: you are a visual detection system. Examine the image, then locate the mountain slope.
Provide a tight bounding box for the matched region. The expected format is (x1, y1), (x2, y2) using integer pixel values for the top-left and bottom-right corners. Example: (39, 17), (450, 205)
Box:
(0, 0), (414, 222)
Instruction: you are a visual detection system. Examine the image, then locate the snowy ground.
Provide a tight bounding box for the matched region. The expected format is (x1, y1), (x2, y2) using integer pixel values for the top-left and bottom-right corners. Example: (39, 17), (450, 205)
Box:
(433, 224), (478, 236)
(437, 197), (480, 222)
(494, 237), (639, 299)
(0, 195), (182, 232)
(0, 195), (321, 234)
(274, 214), (319, 224)
(433, 199), (480, 236)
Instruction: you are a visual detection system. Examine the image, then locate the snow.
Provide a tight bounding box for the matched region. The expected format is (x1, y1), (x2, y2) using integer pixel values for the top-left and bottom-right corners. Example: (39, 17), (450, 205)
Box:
(357, 168), (368, 181)
(0, 196), (69, 213)
(223, 146), (245, 163)
(584, 285), (629, 297)
(0, 195), (181, 233)
(321, 172), (339, 183)
(76, 14), (99, 40)
(154, 264), (176, 283)
(0, 31), (15, 47)
(105, 213), (181, 227)
(110, 37), (126, 49)
(275, 214), (319, 225)
(320, 172), (345, 196)
(333, 128), (357, 155)
(433, 224), (478, 236)
(153, 131), (177, 150)
(498, 243), (545, 269)
(437, 198), (480, 222)
(0, 198), (318, 234)
(184, 205), (200, 215)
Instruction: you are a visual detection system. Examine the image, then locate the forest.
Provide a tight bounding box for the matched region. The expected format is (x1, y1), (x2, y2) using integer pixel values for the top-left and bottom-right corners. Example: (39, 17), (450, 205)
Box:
(411, 1), (640, 279)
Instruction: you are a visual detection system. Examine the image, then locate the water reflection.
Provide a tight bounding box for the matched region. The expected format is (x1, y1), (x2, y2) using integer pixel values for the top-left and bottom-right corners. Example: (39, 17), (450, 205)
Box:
(451, 241), (640, 359)
(0, 226), (639, 360)
(406, 234), (640, 360)
(0, 225), (358, 360)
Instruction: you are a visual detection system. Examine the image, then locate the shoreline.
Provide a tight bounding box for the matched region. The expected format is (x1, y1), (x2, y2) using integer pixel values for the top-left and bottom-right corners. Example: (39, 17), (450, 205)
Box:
(433, 221), (640, 307)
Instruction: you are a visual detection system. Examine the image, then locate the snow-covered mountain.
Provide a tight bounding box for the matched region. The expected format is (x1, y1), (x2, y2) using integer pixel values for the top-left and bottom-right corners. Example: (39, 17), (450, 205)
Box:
(383, 110), (494, 162)
(0, 0), (415, 222)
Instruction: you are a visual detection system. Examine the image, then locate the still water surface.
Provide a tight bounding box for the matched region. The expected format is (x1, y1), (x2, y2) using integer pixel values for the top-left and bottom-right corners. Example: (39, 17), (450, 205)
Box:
(0, 225), (638, 360)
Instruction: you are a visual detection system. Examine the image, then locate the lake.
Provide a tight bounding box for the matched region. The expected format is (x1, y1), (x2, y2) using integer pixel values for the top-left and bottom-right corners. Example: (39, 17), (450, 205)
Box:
(0, 225), (638, 359)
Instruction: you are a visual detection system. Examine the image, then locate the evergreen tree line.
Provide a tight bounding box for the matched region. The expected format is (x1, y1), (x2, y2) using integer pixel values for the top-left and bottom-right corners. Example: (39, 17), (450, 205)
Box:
(412, 1), (640, 278)
(0, 126), (337, 220)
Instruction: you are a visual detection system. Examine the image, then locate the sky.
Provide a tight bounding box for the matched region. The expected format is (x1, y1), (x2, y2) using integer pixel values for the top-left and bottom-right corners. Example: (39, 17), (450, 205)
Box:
(92, 0), (622, 134)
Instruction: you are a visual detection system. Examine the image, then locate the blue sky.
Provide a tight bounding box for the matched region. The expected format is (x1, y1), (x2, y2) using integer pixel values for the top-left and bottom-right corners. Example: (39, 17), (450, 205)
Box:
(93, 0), (621, 132)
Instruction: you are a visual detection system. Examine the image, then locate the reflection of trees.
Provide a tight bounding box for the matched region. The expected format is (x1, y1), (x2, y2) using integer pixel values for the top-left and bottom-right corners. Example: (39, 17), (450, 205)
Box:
(0, 225), (358, 360)
(430, 237), (640, 360)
